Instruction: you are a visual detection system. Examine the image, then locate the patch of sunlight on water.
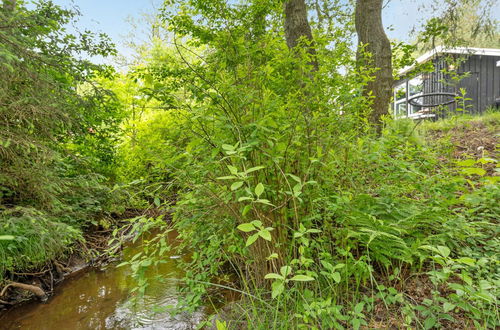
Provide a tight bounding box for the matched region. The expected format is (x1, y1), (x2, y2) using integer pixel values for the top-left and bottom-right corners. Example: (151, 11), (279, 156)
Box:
(0, 231), (203, 330)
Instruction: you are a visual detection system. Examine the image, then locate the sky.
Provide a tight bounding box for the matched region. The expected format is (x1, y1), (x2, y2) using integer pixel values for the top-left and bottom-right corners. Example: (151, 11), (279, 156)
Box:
(48, 0), (499, 63)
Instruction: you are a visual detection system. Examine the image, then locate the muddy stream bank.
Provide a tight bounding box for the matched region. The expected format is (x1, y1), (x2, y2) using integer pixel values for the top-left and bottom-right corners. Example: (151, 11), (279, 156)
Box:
(0, 230), (204, 330)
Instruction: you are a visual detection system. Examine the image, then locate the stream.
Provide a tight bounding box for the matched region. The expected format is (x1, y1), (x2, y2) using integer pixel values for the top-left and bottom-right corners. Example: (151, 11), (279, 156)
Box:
(0, 231), (204, 330)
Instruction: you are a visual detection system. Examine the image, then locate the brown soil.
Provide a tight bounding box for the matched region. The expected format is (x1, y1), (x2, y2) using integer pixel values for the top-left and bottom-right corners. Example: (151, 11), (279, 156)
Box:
(426, 119), (499, 176)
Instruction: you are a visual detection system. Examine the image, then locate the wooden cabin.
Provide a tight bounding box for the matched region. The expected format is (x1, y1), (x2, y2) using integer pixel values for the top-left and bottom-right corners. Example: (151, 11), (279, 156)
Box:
(393, 46), (500, 119)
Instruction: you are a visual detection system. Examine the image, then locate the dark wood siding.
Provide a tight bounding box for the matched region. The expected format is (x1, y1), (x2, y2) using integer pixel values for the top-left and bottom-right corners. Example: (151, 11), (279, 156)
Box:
(395, 52), (500, 118)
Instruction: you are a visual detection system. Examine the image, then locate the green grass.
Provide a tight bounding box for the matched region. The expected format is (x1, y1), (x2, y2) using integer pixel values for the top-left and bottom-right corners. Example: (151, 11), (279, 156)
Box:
(419, 109), (500, 132)
(0, 207), (83, 282)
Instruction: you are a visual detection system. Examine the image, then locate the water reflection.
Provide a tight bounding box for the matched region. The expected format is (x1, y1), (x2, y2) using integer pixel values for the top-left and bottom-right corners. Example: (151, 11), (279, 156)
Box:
(0, 231), (202, 329)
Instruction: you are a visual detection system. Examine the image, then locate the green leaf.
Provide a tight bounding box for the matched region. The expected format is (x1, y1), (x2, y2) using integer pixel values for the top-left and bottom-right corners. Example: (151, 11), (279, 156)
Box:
(292, 183), (302, 196)
(215, 319), (227, 330)
(424, 317), (436, 330)
(255, 183), (264, 197)
(217, 176), (237, 180)
(280, 266), (292, 277)
(271, 281), (284, 299)
(352, 318), (361, 330)
(332, 263), (345, 270)
(332, 272), (341, 283)
(306, 229), (322, 234)
(227, 165), (238, 175)
(456, 159), (476, 167)
(238, 196), (253, 202)
(461, 167), (486, 176)
(237, 223), (255, 232)
(354, 302), (364, 314)
(246, 234), (259, 247)
(264, 273), (284, 280)
(258, 230), (272, 241)
(456, 257), (475, 266)
(241, 204), (252, 216)
(443, 302), (456, 313)
(437, 245), (450, 258)
(256, 199), (273, 206)
(154, 197), (161, 207)
(290, 275), (314, 282)
(0, 235), (15, 240)
(266, 253), (278, 260)
(251, 220), (262, 228)
(245, 166), (265, 174)
(222, 144), (235, 151)
(231, 181), (244, 191)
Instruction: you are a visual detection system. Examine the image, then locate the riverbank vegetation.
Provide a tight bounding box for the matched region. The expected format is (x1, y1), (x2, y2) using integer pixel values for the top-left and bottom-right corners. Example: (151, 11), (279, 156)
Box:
(1, 0), (499, 328)
(0, 1), (126, 286)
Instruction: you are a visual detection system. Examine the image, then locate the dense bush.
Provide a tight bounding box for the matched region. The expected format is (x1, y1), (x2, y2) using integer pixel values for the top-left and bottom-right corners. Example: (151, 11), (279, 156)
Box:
(109, 1), (499, 328)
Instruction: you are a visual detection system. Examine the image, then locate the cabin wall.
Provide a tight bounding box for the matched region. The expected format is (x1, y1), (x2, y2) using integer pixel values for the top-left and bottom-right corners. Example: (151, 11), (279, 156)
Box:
(394, 53), (500, 118)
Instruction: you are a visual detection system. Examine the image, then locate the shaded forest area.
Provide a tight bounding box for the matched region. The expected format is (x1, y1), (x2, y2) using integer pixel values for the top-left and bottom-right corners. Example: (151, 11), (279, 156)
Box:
(0, 0), (499, 328)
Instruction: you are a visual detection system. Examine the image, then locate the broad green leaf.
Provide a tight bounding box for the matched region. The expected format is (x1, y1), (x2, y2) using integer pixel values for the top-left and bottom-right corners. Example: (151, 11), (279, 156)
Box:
(222, 144), (235, 151)
(424, 317), (437, 330)
(271, 281), (284, 299)
(290, 275), (314, 282)
(461, 167), (486, 176)
(332, 272), (341, 283)
(443, 302), (455, 312)
(237, 223), (255, 232)
(280, 266), (292, 277)
(460, 273), (473, 286)
(0, 235), (15, 240)
(227, 165), (238, 175)
(238, 196), (253, 202)
(288, 174), (301, 183)
(456, 159), (476, 167)
(245, 166), (265, 174)
(292, 183), (302, 196)
(333, 263), (345, 270)
(266, 253), (278, 260)
(354, 302), (364, 314)
(437, 245), (450, 258)
(258, 230), (272, 241)
(264, 273), (284, 280)
(154, 197), (161, 207)
(251, 220), (262, 228)
(246, 234), (259, 247)
(456, 257), (475, 266)
(352, 318), (361, 330)
(255, 183), (264, 197)
(231, 181), (244, 191)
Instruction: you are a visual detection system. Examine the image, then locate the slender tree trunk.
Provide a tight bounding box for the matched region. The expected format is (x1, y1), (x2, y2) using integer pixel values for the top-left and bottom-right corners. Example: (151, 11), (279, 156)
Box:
(355, 0), (393, 131)
(283, 0), (318, 70)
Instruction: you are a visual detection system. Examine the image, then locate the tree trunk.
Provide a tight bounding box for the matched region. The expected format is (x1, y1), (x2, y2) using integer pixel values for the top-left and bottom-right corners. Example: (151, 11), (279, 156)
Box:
(283, 0), (318, 70)
(355, 0), (393, 131)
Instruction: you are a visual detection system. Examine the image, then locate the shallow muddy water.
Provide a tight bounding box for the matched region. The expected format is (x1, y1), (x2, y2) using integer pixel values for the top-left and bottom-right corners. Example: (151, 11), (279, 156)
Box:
(0, 231), (202, 330)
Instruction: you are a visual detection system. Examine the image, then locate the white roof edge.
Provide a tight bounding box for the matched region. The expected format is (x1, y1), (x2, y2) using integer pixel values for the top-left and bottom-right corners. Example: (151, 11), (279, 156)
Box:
(398, 46), (500, 76)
